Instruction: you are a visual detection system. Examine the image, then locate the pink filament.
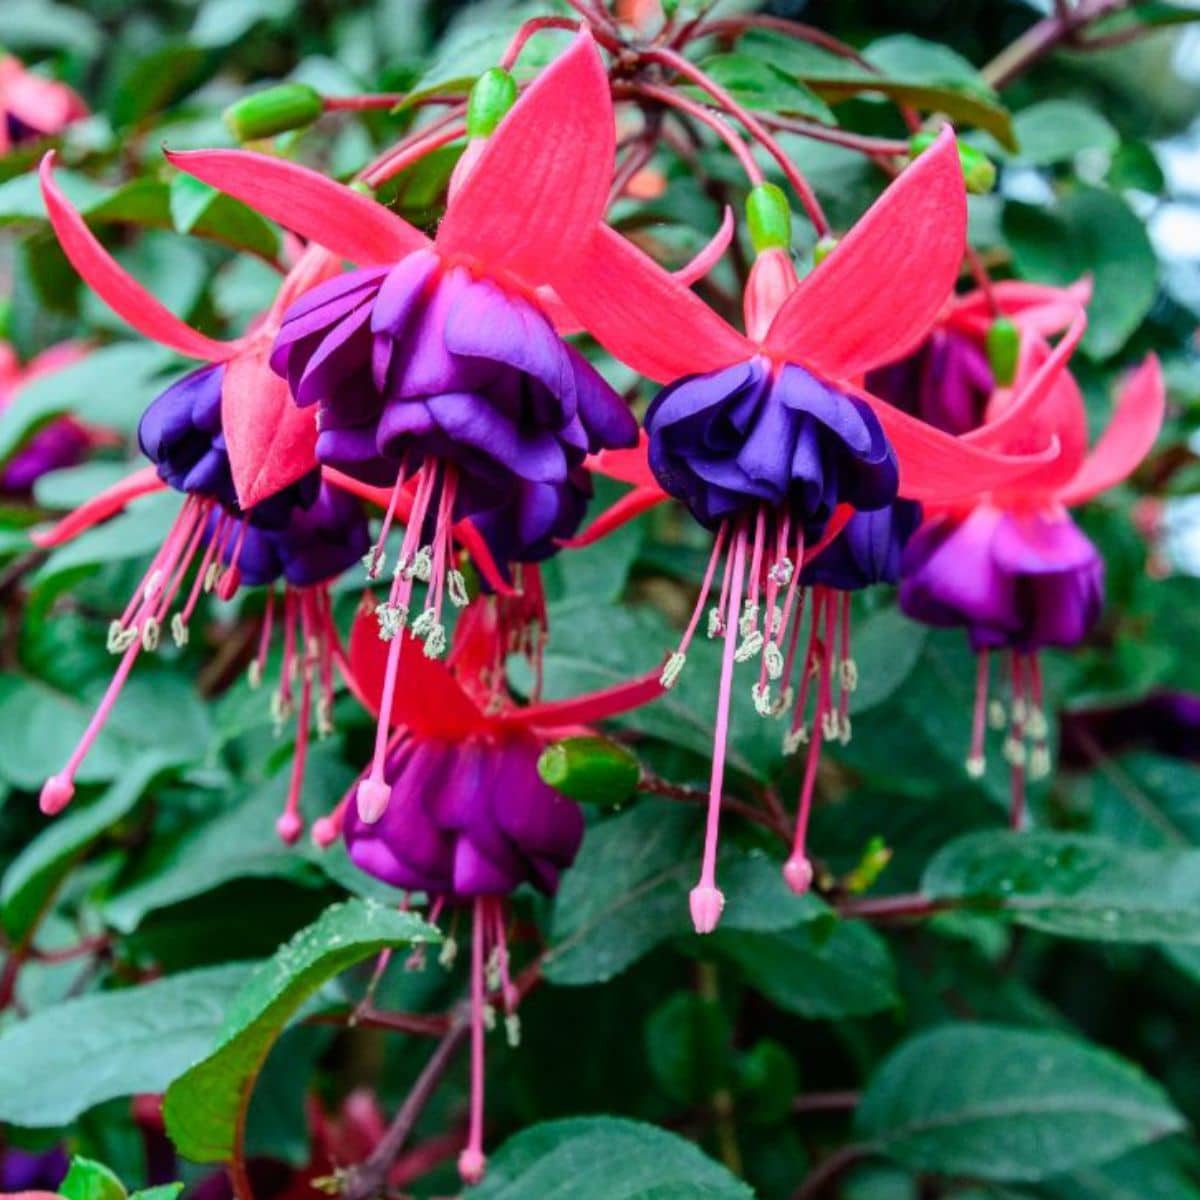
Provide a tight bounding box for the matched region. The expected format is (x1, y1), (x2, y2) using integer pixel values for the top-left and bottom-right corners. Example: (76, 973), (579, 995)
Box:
(969, 649), (990, 768)
(461, 897), (487, 1184)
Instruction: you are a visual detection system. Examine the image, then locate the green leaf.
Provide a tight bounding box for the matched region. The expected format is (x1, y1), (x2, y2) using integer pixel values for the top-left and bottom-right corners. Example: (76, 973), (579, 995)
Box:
(1038, 1138), (1200, 1200)
(711, 919), (899, 1018)
(1009, 100), (1119, 165)
(1003, 187), (1157, 359)
(129, 1188), (183, 1200)
(104, 744), (354, 933)
(0, 963), (254, 1126)
(848, 603), (929, 716)
(545, 802), (826, 986)
(2, 753), (174, 940)
(60, 1156), (127, 1200)
(856, 1024), (1185, 1181)
(696, 55), (836, 123)
(470, 1117), (754, 1198)
(0, 1), (101, 56)
(739, 30), (1016, 149)
(645, 991), (733, 1105)
(108, 43), (209, 128)
(923, 831), (1200, 942)
(163, 900), (439, 1163)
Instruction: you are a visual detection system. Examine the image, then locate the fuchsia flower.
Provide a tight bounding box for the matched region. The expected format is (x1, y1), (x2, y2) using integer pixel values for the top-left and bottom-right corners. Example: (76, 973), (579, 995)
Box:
(160, 33), (646, 828)
(543, 130), (1064, 931)
(0, 55), (86, 154)
(31, 167), (381, 830)
(0, 340), (95, 491)
(338, 594), (663, 1183)
(899, 325), (1165, 825)
(867, 278), (1092, 434)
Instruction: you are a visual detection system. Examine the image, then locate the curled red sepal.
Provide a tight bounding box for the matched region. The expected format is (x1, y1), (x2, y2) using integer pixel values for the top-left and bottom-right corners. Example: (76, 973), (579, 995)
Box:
(1058, 354), (1165, 506)
(29, 464), (166, 548)
(39, 152), (239, 363)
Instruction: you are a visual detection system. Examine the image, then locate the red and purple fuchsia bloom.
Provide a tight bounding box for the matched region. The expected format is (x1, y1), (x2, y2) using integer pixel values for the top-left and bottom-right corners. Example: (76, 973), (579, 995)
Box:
(165, 33), (643, 831)
(551, 130), (1061, 931)
(339, 595), (661, 1183)
(0, 340), (96, 492)
(898, 314), (1165, 825)
(32, 169), (374, 835)
(0, 54), (86, 153)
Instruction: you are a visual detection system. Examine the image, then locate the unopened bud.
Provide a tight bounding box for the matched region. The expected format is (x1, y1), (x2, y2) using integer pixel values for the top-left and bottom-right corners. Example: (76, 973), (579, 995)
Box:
(908, 130), (996, 194)
(537, 735), (640, 806)
(746, 182), (791, 254)
(224, 83), (324, 142)
(813, 235), (838, 265)
(466, 68), (517, 138)
(986, 317), (1020, 386)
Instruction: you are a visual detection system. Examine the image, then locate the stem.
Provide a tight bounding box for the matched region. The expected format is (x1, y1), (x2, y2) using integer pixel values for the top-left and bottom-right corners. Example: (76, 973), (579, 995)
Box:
(835, 893), (957, 920)
(641, 47), (831, 236)
(500, 16), (587, 68)
(981, 0), (1131, 88)
(791, 1144), (875, 1200)
(639, 772), (790, 842)
(758, 112), (909, 158)
(339, 1012), (472, 1200)
(323, 94), (407, 111)
(792, 1090), (861, 1115)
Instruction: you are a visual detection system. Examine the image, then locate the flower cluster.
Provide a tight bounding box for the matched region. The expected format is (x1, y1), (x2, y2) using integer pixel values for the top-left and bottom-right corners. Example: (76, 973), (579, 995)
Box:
(26, 27), (1164, 1184)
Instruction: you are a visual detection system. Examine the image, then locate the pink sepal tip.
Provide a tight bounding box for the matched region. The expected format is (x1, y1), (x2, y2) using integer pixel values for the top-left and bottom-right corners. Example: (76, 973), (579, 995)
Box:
(689, 884), (725, 934)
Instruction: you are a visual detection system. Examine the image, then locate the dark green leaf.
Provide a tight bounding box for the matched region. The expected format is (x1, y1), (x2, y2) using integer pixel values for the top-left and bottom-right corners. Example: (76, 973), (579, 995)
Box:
(696, 55), (836, 123)
(0, 964), (254, 1125)
(857, 1024), (1184, 1181)
(470, 1117), (754, 1198)
(1010, 100), (1119, 165)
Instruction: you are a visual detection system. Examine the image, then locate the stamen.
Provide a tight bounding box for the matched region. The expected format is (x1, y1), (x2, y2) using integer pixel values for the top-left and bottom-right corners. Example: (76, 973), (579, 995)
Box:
(660, 651), (686, 689)
(457, 899), (487, 1185)
(966, 649), (990, 778)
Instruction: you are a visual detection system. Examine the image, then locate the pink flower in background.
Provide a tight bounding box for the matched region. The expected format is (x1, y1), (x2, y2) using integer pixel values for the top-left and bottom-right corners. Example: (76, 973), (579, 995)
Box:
(0, 55), (87, 153)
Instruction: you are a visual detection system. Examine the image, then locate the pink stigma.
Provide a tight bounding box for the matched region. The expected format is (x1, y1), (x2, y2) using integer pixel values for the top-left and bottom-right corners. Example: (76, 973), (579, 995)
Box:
(356, 777), (391, 823)
(782, 854), (814, 895)
(275, 810), (303, 844)
(39, 772), (75, 815)
(311, 815), (340, 848)
(689, 884), (726, 934)
(215, 563), (241, 601)
(457, 1148), (486, 1186)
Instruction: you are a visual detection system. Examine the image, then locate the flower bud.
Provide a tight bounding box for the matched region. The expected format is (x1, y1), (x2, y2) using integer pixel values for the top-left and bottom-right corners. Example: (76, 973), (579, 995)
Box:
(813, 235), (838, 265)
(908, 131), (996, 195)
(466, 68), (517, 139)
(537, 736), (640, 806)
(224, 83), (324, 142)
(746, 182), (791, 254)
(986, 316), (1020, 386)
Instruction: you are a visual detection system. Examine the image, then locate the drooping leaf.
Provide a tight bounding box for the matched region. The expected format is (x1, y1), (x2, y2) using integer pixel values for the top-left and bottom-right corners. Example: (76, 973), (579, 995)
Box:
(163, 900), (439, 1163)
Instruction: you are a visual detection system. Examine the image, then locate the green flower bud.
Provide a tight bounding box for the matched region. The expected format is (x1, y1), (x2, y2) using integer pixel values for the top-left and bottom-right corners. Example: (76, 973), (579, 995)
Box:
(349, 179), (375, 198)
(537, 736), (640, 806)
(813, 235), (838, 265)
(908, 131), (996, 195)
(746, 182), (791, 254)
(843, 835), (893, 894)
(224, 83), (324, 142)
(466, 68), (518, 139)
(59, 1157), (127, 1200)
(986, 316), (1020, 386)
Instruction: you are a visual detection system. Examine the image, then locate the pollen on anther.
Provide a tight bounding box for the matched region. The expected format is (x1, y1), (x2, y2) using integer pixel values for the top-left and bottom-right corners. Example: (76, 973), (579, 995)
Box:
(660, 651), (686, 689)
(734, 629), (764, 663)
(965, 753), (986, 779)
(706, 607), (723, 639)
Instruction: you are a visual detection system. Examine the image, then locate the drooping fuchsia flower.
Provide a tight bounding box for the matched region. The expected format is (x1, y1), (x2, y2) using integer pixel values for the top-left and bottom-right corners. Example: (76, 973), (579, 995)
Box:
(31, 160), (399, 827)
(159, 33), (651, 828)
(867, 277), (1092, 434)
(0, 339), (96, 491)
(0, 55), (86, 154)
(899, 326), (1165, 826)
(338, 594), (663, 1184)
(546, 130), (1065, 931)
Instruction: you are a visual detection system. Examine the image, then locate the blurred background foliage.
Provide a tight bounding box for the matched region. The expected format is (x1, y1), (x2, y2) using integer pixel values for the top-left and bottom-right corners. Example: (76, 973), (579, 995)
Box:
(0, 1), (1199, 1198)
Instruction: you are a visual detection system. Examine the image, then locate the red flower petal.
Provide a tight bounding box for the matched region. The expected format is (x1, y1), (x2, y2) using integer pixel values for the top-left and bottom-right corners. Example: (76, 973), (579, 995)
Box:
(164, 148), (429, 265)
(513, 669), (665, 730)
(764, 127), (966, 379)
(586, 432), (656, 487)
(1059, 354), (1165, 506)
(851, 382), (1061, 505)
(947, 277), (1093, 339)
(554, 224), (752, 383)
(30, 464), (165, 548)
(39, 153), (237, 362)
(221, 341), (319, 509)
(436, 31), (614, 285)
(346, 605), (489, 738)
